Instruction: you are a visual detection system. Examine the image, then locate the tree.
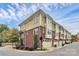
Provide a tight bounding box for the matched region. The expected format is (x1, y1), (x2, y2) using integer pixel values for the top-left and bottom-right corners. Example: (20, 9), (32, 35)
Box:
(10, 28), (20, 47)
(2, 30), (11, 42)
(0, 33), (3, 46)
(1, 28), (20, 47)
(0, 24), (9, 33)
(0, 24), (9, 46)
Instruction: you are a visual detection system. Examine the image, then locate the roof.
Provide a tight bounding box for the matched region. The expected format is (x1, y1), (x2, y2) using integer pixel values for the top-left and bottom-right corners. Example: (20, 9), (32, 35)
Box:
(19, 9), (45, 26)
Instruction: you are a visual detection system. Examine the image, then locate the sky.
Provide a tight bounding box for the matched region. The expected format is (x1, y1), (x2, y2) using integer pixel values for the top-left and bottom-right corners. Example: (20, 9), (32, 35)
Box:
(0, 3), (79, 34)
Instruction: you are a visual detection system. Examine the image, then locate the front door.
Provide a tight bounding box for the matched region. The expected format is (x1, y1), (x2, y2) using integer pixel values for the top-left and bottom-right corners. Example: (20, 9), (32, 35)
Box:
(34, 28), (38, 49)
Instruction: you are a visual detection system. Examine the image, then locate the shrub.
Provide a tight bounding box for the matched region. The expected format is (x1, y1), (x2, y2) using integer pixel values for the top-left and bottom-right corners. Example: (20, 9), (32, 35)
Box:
(15, 43), (20, 49)
(0, 43), (2, 46)
(16, 45), (20, 49)
(62, 44), (64, 46)
(65, 41), (68, 44)
(24, 47), (29, 50)
(20, 46), (24, 50)
(54, 44), (57, 47)
(28, 47), (34, 51)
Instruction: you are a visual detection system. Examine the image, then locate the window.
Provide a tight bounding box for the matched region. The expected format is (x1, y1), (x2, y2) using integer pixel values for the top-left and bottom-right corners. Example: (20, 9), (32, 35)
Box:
(44, 39), (51, 42)
(47, 29), (52, 35)
(34, 15), (39, 24)
(44, 16), (46, 23)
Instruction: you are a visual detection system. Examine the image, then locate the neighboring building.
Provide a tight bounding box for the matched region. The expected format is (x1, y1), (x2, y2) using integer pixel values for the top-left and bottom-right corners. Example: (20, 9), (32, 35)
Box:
(19, 9), (72, 49)
(76, 33), (79, 41)
(71, 35), (77, 42)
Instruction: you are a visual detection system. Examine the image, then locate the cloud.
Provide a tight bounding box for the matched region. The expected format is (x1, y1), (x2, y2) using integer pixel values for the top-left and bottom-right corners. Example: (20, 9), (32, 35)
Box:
(0, 8), (10, 19)
(0, 3), (79, 34)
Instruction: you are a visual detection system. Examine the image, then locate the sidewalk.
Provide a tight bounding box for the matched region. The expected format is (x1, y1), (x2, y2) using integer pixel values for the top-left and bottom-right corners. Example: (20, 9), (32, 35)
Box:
(3, 43), (71, 53)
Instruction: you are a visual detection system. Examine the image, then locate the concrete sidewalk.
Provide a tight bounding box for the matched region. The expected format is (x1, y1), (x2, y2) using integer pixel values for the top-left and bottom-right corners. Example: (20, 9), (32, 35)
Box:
(4, 43), (70, 53)
(0, 42), (78, 56)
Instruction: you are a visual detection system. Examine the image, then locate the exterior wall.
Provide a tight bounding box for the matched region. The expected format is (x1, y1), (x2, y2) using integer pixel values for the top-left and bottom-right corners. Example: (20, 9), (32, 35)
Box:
(52, 23), (55, 46)
(20, 12), (47, 32)
(64, 30), (67, 40)
(55, 24), (59, 40)
(20, 13), (41, 31)
(65, 32), (71, 43)
(65, 31), (67, 40)
(40, 13), (46, 27)
(67, 33), (71, 42)
(40, 14), (53, 48)
(53, 40), (63, 47)
(52, 22), (55, 32)
(69, 34), (72, 40)
(67, 32), (69, 40)
(60, 27), (64, 40)
(45, 16), (52, 39)
(43, 39), (52, 48)
(69, 33), (71, 40)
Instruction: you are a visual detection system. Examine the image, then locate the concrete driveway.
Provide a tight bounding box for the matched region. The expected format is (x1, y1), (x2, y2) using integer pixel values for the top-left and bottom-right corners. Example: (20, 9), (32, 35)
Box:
(0, 42), (79, 56)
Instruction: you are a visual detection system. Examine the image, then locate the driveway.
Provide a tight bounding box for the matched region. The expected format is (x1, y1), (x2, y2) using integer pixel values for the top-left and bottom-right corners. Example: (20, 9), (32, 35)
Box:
(0, 42), (79, 56)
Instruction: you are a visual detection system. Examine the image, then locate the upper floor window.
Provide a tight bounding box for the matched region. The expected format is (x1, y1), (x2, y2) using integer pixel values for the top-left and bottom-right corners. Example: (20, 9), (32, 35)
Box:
(34, 15), (39, 24)
(47, 29), (52, 35)
(44, 16), (46, 23)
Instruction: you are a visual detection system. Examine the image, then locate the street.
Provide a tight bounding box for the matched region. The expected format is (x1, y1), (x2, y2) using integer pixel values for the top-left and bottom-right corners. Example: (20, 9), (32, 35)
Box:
(0, 42), (79, 56)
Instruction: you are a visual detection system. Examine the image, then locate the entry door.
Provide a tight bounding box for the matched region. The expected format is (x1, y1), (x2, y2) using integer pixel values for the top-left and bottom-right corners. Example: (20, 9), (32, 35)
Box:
(34, 28), (38, 49)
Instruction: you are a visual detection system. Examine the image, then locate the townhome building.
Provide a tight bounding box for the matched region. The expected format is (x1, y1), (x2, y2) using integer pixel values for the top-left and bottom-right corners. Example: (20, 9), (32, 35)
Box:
(19, 9), (72, 49)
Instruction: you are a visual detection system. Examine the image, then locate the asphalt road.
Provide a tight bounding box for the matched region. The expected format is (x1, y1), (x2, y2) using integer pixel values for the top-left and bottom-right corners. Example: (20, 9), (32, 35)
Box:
(0, 42), (79, 56)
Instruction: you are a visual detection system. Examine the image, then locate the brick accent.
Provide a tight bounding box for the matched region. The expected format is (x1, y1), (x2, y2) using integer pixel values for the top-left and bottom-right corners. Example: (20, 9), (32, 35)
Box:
(23, 26), (45, 48)
(24, 30), (34, 48)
